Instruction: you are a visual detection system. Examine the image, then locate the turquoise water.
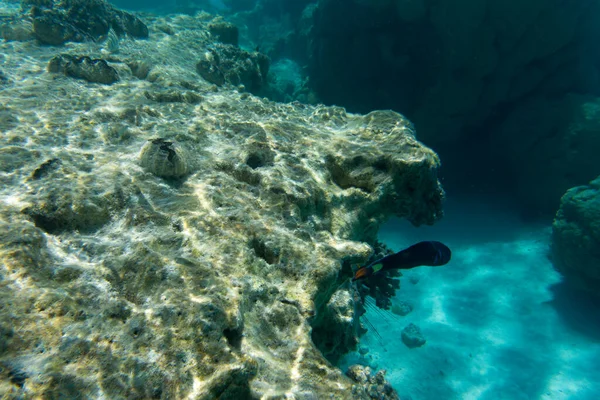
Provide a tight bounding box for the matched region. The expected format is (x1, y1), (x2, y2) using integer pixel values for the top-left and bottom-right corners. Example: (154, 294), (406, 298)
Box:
(2, 0), (599, 397)
(341, 198), (600, 400)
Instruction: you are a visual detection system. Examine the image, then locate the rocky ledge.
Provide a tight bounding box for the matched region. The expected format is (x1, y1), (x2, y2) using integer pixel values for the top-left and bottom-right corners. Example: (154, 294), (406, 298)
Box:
(0, 6), (443, 399)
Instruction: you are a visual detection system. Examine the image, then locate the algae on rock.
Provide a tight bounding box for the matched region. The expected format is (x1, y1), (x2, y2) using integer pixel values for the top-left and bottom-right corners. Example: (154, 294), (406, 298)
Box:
(0, 9), (444, 399)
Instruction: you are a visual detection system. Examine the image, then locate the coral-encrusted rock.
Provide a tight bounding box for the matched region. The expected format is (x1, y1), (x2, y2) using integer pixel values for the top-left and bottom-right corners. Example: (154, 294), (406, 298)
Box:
(31, 11), (81, 45)
(22, 0), (148, 45)
(552, 176), (600, 295)
(0, 16), (445, 396)
(48, 54), (119, 84)
(347, 365), (400, 400)
(0, 18), (34, 42)
(196, 44), (270, 94)
(311, 286), (360, 364)
(208, 17), (239, 46)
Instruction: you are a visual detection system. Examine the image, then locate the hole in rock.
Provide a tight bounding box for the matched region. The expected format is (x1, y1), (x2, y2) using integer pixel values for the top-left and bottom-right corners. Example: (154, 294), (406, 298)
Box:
(249, 237), (279, 264)
(245, 153), (264, 169)
(223, 327), (243, 350)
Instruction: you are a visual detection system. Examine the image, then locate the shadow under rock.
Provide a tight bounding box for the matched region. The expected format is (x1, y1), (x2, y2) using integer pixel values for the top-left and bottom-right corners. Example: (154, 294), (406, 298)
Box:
(380, 195), (526, 248)
(548, 282), (600, 342)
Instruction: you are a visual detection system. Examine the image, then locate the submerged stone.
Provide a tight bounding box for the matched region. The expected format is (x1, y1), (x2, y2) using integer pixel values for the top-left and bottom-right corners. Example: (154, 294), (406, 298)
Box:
(48, 54), (119, 84)
(24, 0), (148, 45)
(552, 176), (600, 295)
(391, 300), (413, 316)
(401, 323), (426, 348)
(346, 365), (399, 399)
(208, 17), (239, 46)
(196, 44), (270, 94)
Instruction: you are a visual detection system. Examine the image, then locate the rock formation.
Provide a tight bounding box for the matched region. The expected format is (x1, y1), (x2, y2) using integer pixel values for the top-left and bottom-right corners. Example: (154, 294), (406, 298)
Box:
(552, 176), (600, 296)
(215, 0), (600, 217)
(196, 43), (270, 94)
(0, 8), (444, 399)
(21, 0), (149, 45)
(48, 54), (120, 84)
(80, 0), (600, 218)
(401, 323), (426, 348)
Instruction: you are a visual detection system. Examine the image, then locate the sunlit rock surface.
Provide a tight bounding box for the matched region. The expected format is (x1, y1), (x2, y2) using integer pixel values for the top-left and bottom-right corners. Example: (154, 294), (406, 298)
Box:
(23, 0), (148, 45)
(552, 176), (600, 296)
(0, 8), (443, 399)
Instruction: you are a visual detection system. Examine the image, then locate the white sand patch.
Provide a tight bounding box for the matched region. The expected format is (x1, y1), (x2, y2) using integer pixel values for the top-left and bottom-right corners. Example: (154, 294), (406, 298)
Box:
(340, 198), (600, 400)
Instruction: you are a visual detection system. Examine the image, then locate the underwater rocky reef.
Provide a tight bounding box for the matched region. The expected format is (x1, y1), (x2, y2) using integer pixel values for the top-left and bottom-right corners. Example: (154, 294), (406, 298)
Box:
(0, 1), (442, 398)
(306, 0), (600, 218)
(552, 176), (600, 296)
(205, 0), (600, 220)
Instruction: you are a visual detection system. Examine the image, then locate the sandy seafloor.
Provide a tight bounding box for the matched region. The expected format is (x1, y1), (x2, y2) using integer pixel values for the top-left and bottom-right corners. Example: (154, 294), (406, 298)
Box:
(340, 197), (600, 400)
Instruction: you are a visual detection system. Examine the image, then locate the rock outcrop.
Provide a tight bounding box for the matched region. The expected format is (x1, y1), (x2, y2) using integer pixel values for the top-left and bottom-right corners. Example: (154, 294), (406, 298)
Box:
(0, 12), (444, 399)
(301, 0), (600, 217)
(48, 54), (120, 84)
(196, 43), (270, 94)
(15, 0), (148, 45)
(346, 365), (399, 400)
(552, 177), (600, 295)
(208, 17), (239, 46)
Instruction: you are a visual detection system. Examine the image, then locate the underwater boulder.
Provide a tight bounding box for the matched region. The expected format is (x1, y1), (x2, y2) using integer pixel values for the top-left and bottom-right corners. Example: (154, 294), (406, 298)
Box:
(48, 54), (119, 84)
(23, 0), (148, 45)
(31, 13), (79, 45)
(552, 176), (600, 295)
(401, 323), (426, 348)
(391, 300), (413, 316)
(196, 44), (270, 94)
(346, 365), (399, 399)
(208, 17), (239, 46)
(1, 18), (34, 42)
(0, 14), (446, 396)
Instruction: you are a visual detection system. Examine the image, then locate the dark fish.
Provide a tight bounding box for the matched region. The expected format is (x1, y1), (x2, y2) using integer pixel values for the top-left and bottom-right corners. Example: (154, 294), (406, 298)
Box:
(353, 241), (451, 281)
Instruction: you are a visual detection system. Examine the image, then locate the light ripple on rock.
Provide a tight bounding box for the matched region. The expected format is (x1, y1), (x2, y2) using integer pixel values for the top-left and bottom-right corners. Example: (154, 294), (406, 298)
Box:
(0, 9), (445, 399)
